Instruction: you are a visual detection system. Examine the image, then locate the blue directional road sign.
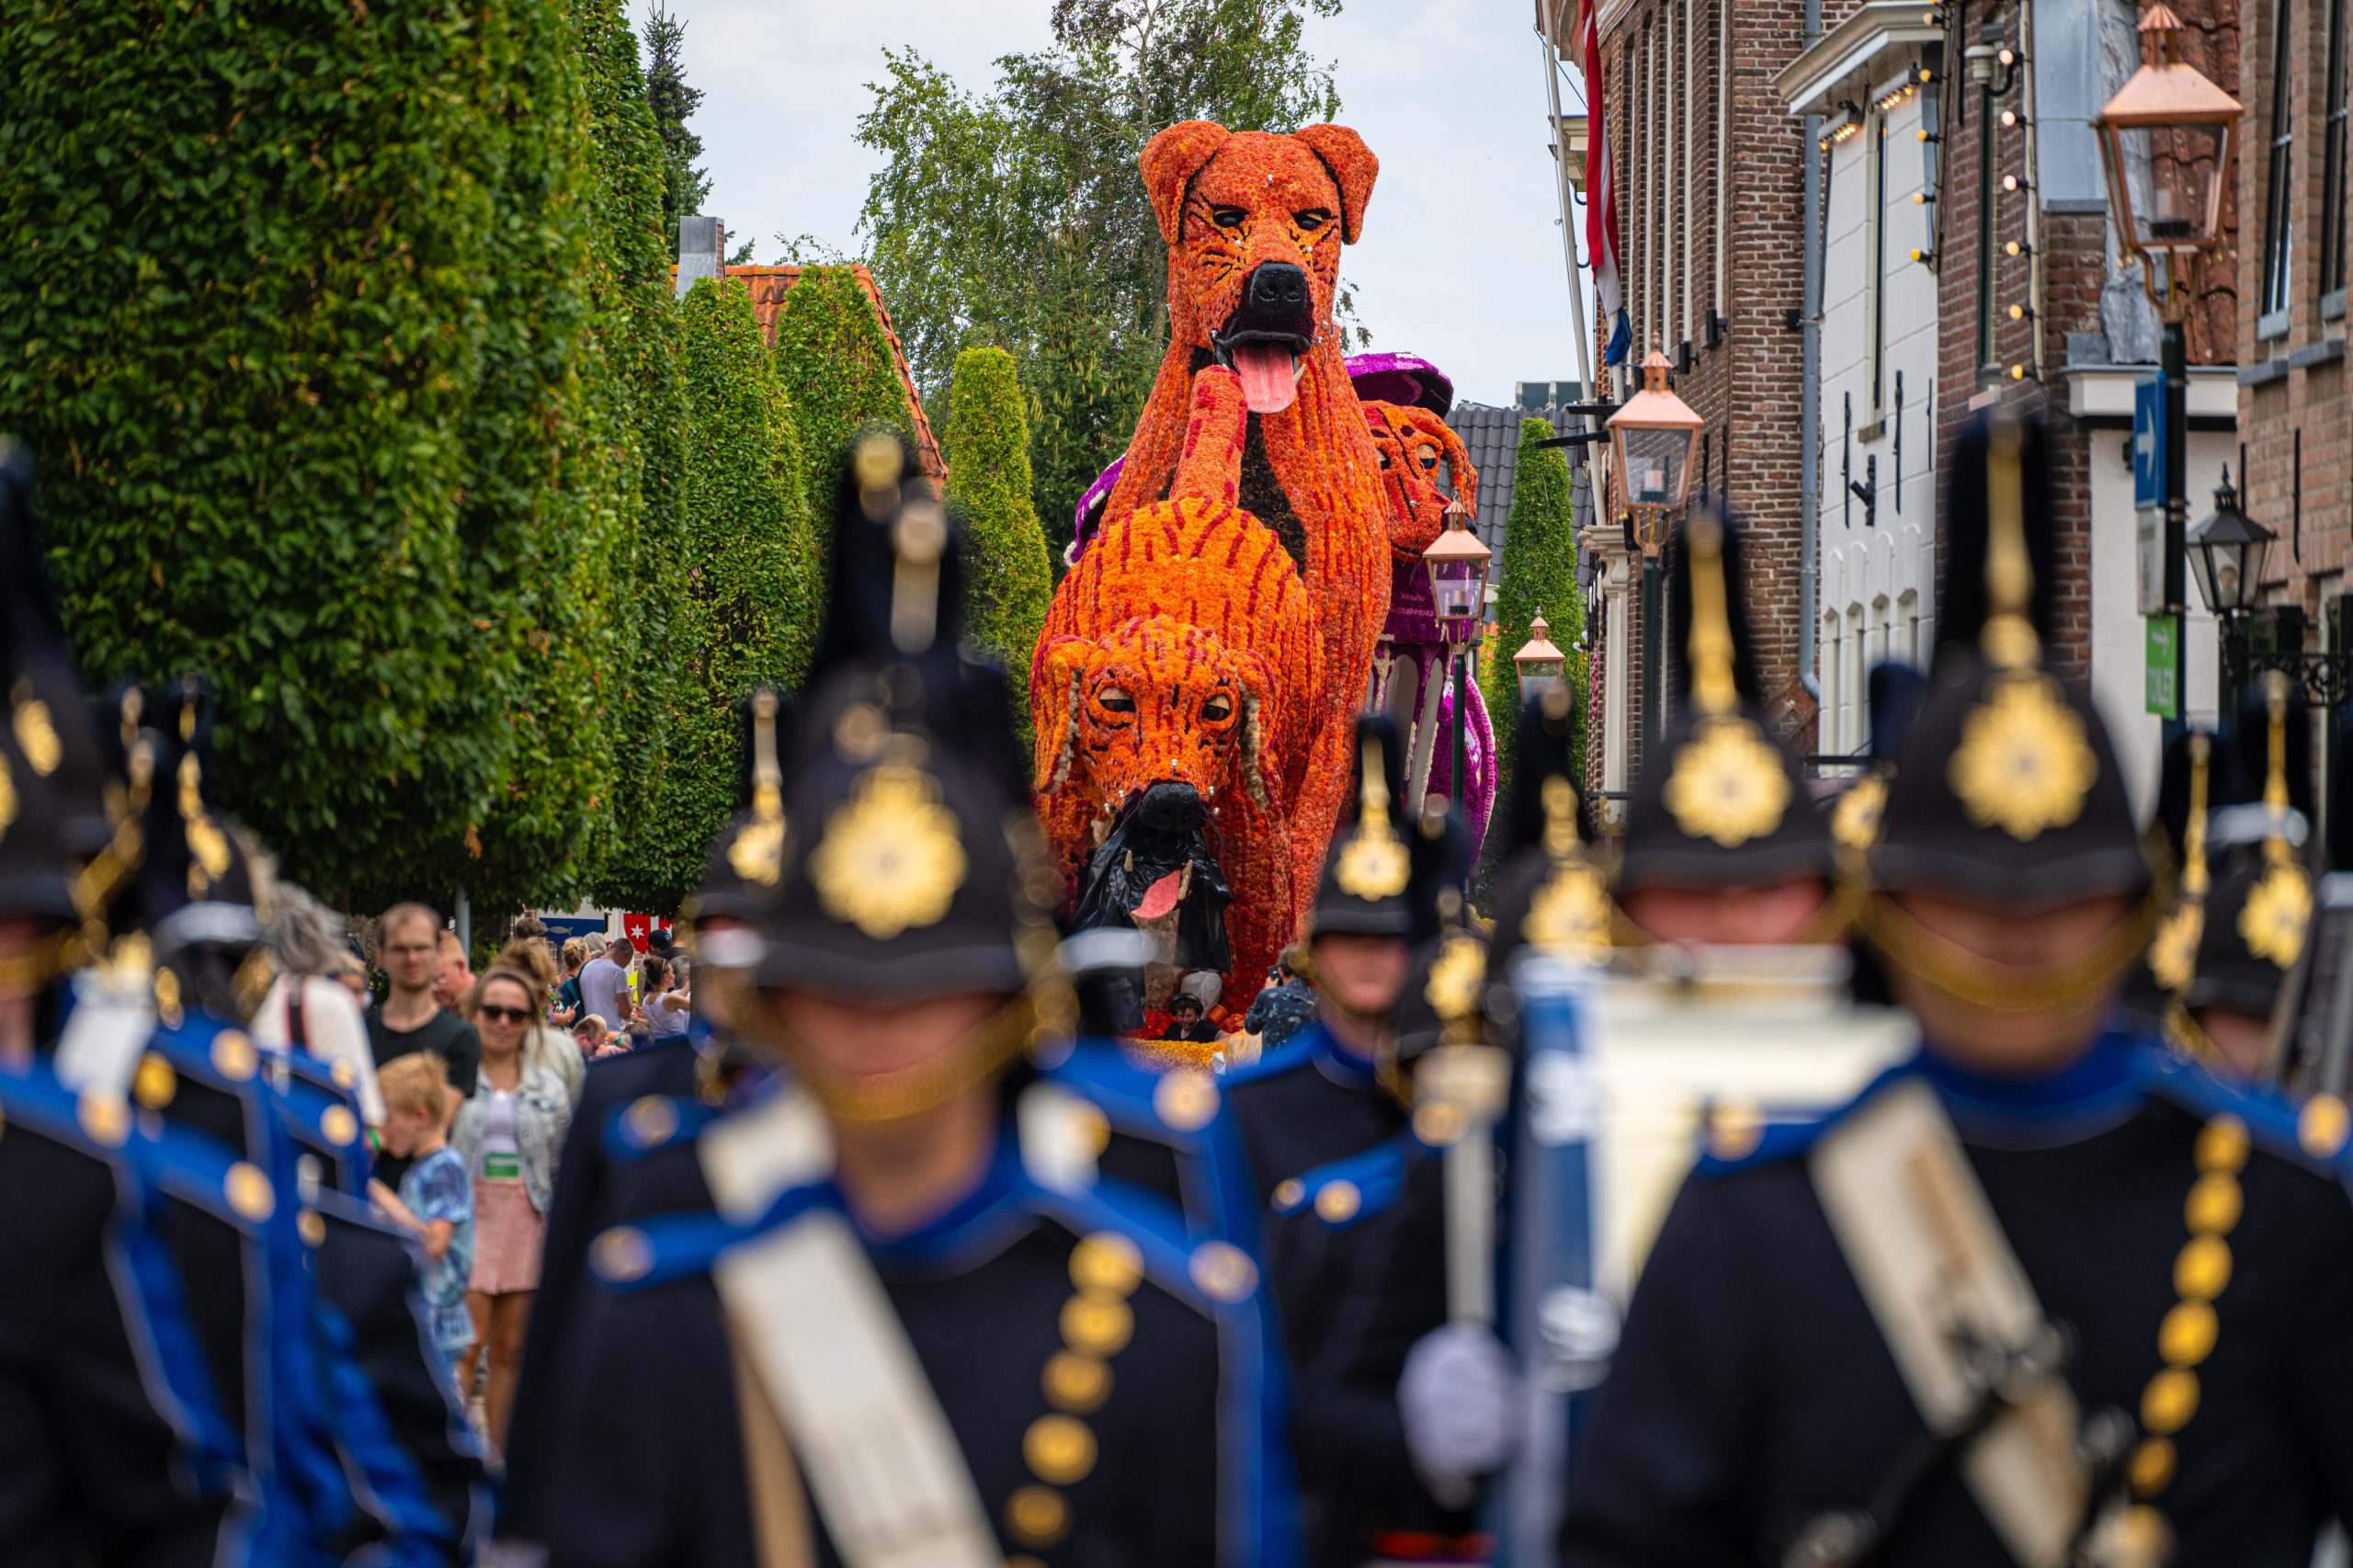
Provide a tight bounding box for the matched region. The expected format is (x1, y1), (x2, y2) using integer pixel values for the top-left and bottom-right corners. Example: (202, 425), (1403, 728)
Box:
(2133, 374), (2166, 511)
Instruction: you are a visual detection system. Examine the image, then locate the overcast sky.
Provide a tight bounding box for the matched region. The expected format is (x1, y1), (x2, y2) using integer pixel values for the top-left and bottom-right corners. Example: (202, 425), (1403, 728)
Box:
(627, 0), (1597, 410)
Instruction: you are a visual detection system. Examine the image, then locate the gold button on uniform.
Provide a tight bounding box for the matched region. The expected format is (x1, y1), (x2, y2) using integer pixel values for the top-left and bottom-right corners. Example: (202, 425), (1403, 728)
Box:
(321, 1105), (358, 1147)
(78, 1092), (130, 1148)
(2141, 1369), (2200, 1435)
(1042, 1350), (1110, 1414)
(1271, 1178), (1305, 1212)
(224, 1162), (275, 1222)
(1004, 1485), (1069, 1547)
(2300, 1095), (2350, 1159)
(591, 1227), (654, 1284)
(210, 1031), (257, 1082)
(2173, 1234), (2232, 1301)
(299, 1210), (328, 1247)
(1313, 1180), (1360, 1224)
(1188, 1240), (1258, 1303)
(1023, 1415), (1097, 1485)
(2158, 1301), (2218, 1369)
(2127, 1437), (2175, 1499)
(626, 1096), (678, 1149)
(1412, 1102), (1464, 1147)
(1060, 1295), (1133, 1358)
(1153, 1071), (1219, 1132)
(1069, 1233), (1143, 1297)
(2194, 1115), (2248, 1174)
(2184, 1173), (2242, 1236)
(132, 1053), (176, 1110)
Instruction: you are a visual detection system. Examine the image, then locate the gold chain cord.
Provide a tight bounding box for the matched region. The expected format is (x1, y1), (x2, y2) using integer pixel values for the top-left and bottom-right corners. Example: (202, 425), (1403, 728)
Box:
(1847, 886), (2159, 1015)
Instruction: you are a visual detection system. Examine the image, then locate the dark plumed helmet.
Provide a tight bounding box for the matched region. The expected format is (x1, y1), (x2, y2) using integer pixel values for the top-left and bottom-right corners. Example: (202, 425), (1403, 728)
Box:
(1869, 414), (2149, 914)
(1488, 687), (1616, 971)
(682, 687), (792, 947)
(1935, 413), (2062, 670)
(1865, 661), (1928, 767)
(1389, 926), (1489, 1074)
(137, 676), (264, 960)
(2183, 853), (2308, 1020)
(1311, 715), (1422, 940)
(755, 436), (1063, 1022)
(0, 444), (108, 858)
(1620, 506), (1830, 895)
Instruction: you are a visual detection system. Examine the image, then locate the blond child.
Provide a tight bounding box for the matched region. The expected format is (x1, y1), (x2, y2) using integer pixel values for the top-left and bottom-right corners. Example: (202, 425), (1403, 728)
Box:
(370, 1053), (475, 1369)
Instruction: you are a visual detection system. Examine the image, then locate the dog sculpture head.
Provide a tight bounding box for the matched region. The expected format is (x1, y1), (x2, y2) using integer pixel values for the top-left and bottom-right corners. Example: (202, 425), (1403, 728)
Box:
(1362, 402), (1478, 563)
(1141, 120), (1378, 416)
(1034, 617), (1286, 823)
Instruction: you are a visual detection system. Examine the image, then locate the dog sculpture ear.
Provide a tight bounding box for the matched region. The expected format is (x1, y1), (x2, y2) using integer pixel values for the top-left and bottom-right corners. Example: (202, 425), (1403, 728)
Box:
(1032, 639), (1090, 794)
(1417, 409), (1480, 520)
(1142, 120), (1233, 245)
(1291, 124), (1379, 244)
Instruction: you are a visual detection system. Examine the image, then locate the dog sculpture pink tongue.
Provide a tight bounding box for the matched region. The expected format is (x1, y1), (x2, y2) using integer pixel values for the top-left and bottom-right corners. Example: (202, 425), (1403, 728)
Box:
(1232, 342), (1299, 415)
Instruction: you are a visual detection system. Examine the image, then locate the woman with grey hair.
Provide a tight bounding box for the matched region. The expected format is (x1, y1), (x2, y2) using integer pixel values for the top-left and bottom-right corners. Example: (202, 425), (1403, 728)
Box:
(251, 878), (383, 1124)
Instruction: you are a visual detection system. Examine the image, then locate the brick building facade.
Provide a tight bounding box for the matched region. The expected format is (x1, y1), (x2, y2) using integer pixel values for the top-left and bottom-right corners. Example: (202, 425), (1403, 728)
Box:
(2234, 0), (2351, 717)
(1575, 0), (1857, 816)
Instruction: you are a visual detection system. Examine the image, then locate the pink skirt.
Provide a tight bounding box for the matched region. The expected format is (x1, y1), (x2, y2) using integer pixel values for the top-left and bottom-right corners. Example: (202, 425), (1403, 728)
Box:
(470, 1177), (544, 1295)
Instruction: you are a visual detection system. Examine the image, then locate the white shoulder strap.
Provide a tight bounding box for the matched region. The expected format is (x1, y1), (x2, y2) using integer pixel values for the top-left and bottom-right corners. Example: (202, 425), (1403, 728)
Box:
(714, 1209), (999, 1568)
(1809, 1077), (2089, 1568)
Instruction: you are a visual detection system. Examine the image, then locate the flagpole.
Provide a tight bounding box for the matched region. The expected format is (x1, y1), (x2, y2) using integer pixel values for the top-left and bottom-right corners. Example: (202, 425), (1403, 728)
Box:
(1540, 3), (1597, 431)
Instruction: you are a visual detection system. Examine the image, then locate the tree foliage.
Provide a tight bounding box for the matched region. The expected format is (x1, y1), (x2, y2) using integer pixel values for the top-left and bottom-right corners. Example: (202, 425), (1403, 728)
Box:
(1480, 419), (1588, 804)
(855, 0), (1347, 554)
(0, 0), (632, 915)
(642, 0), (710, 244)
(768, 266), (921, 526)
(944, 347), (1053, 734)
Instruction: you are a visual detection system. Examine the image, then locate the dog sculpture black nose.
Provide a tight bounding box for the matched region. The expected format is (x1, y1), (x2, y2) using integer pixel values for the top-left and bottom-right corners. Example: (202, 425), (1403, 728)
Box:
(1245, 263), (1311, 314)
(1137, 780), (1208, 833)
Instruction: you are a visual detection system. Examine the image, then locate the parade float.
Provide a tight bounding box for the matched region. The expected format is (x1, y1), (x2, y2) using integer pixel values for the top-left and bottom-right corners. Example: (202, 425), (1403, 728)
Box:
(1036, 120), (1496, 1039)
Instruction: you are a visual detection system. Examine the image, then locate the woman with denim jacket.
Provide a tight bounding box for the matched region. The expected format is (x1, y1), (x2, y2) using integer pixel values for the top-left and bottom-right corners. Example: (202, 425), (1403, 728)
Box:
(450, 964), (575, 1453)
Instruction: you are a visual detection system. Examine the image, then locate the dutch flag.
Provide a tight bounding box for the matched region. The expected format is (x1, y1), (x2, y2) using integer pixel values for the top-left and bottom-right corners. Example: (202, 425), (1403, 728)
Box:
(1581, 0), (1631, 366)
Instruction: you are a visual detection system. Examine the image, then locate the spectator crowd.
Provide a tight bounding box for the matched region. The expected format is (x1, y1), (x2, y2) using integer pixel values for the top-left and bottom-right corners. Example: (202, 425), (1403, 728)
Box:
(274, 900), (697, 1455)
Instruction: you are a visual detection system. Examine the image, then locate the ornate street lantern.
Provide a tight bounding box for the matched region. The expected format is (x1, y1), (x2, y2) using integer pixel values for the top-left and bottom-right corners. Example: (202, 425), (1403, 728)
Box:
(2096, 4), (2241, 314)
(1607, 348), (1703, 553)
(1515, 612), (1568, 704)
(1423, 500), (1494, 639)
(2187, 469), (2273, 619)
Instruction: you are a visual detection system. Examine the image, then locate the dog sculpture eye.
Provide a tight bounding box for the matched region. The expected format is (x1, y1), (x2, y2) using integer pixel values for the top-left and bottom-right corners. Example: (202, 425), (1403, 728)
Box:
(1418, 449), (1438, 471)
(1097, 686), (1137, 715)
(1294, 209), (1332, 233)
(1211, 206), (1248, 230)
(1375, 448), (1392, 469)
(1201, 693), (1235, 723)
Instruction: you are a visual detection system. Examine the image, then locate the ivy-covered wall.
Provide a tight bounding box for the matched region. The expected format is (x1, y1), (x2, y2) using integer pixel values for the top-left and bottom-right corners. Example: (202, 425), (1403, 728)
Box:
(570, 0), (693, 913)
(0, 0), (627, 915)
(1481, 418), (1588, 812)
(944, 347), (1052, 733)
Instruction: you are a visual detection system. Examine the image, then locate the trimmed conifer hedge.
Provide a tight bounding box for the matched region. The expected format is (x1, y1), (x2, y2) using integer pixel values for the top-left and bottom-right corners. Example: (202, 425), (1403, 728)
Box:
(944, 347), (1052, 733)
(1480, 418), (1588, 803)
(770, 266), (921, 526)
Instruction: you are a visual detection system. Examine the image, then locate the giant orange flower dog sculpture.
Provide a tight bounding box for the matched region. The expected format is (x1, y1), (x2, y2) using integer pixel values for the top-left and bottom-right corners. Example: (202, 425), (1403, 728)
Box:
(1034, 366), (1319, 1002)
(1097, 120), (1392, 903)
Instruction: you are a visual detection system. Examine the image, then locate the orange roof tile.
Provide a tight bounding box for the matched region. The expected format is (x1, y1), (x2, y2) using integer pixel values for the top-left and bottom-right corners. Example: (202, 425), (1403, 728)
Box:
(717, 264), (946, 483)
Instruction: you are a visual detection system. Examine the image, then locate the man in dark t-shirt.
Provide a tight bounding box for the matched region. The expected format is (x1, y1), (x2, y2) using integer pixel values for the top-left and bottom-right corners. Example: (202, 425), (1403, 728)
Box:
(368, 903), (481, 1187)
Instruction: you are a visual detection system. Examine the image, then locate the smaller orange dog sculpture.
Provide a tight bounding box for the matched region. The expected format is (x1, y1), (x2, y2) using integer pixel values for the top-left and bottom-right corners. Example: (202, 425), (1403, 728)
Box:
(1034, 367), (1319, 1002)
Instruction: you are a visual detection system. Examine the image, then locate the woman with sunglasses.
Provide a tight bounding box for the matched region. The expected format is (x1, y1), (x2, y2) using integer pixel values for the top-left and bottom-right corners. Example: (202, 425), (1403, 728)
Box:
(451, 964), (577, 1453)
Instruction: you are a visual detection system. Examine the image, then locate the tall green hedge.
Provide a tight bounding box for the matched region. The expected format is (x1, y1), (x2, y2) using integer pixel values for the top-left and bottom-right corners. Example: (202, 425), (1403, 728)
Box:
(770, 266), (922, 527)
(1480, 418), (1588, 808)
(0, 0), (628, 915)
(944, 347), (1052, 726)
(569, 0), (696, 912)
(645, 277), (822, 903)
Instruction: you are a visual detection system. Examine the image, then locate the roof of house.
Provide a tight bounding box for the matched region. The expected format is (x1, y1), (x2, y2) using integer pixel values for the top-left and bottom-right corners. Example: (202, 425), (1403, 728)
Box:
(1448, 401), (1600, 596)
(685, 264), (946, 483)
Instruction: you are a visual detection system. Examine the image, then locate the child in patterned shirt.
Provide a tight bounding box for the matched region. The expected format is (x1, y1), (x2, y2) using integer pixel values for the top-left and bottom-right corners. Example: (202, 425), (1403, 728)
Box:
(369, 1052), (476, 1382)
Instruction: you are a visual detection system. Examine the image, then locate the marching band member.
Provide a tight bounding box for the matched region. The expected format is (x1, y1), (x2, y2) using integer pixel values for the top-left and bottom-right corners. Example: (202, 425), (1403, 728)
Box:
(514, 433), (1299, 1568)
(1559, 413), (2353, 1566)
(1611, 508), (1836, 949)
